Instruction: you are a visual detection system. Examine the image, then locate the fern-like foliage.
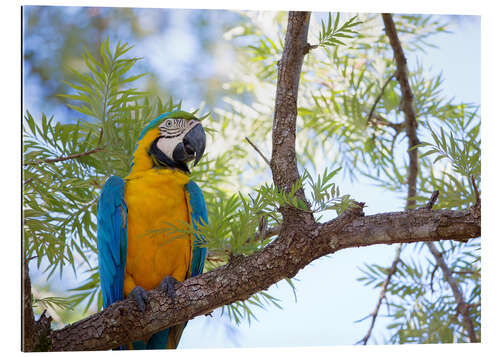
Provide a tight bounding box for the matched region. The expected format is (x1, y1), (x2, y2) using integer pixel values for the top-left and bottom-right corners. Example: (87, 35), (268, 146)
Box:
(317, 13), (362, 48)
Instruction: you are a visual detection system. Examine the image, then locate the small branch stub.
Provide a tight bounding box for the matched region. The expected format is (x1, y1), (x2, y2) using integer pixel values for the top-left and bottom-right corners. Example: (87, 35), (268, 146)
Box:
(245, 136), (271, 166)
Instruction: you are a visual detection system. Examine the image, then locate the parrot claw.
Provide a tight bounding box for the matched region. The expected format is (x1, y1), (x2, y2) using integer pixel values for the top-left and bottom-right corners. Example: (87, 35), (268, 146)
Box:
(159, 275), (179, 303)
(129, 286), (148, 312)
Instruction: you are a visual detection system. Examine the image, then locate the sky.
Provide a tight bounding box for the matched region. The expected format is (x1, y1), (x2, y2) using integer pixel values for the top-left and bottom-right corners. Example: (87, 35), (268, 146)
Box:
(9, 0), (490, 355)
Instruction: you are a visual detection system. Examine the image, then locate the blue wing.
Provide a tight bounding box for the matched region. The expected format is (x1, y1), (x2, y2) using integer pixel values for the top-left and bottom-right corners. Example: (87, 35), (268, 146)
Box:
(97, 175), (128, 309)
(186, 180), (208, 278)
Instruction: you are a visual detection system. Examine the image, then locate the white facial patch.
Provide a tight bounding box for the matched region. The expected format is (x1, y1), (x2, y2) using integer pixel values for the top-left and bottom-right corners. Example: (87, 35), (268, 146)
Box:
(156, 118), (199, 159)
(156, 134), (184, 159)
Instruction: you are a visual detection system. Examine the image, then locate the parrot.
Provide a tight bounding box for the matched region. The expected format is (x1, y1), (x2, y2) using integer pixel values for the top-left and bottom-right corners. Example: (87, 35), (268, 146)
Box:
(96, 110), (208, 349)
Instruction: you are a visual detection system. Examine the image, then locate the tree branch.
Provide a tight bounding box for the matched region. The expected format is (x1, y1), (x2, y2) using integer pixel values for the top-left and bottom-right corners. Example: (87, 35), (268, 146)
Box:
(24, 147), (105, 166)
(382, 13), (419, 209)
(25, 128), (104, 166)
(22, 259), (52, 351)
(245, 136), (271, 166)
(423, 190), (440, 210)
(271, 11), (310, 196)
(369, 114), (404, 133)
(383, 13), (479, 343)
(425, 241), (478, 342)
(49, 205), (480, 351)
(471, 175), (480, 205)
(359, 14), (421, 343)
(357, 243), (402, 345)
(367, 72), (396, 126)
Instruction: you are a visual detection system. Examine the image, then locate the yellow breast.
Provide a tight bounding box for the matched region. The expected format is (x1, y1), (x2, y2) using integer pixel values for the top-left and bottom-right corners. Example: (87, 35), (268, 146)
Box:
(123, 168), (192, 296)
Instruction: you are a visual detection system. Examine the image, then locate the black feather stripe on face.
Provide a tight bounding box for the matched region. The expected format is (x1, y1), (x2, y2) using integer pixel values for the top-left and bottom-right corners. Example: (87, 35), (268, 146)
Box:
(148, 137), (190, 173)
(159, 127), (184, 138)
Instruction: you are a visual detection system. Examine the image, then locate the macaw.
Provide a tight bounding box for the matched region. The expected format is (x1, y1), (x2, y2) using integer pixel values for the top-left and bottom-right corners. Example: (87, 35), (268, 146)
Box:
(96, 110), (208, 349)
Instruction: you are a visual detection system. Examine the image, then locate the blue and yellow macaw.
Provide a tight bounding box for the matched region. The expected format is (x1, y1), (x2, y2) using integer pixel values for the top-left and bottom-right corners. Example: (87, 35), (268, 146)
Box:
(97, 110), (208, 349)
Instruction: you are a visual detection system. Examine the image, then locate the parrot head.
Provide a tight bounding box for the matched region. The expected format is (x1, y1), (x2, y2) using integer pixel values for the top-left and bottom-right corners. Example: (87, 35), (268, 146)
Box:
(132, 110), (206, 174)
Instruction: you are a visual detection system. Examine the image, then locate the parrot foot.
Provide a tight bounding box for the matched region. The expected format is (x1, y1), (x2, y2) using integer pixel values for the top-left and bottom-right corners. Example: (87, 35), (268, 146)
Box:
(129, 286), (148, 312)
(159, 275), (179, 302)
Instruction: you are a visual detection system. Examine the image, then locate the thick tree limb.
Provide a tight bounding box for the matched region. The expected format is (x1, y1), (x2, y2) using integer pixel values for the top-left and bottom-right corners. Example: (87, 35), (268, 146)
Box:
(269, 11), (318, 254)
(271, 11), (310, 196)
(49, 205), (480, 351)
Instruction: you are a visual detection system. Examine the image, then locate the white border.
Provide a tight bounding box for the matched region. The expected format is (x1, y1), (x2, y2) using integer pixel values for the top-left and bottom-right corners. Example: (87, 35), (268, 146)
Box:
(5, 1), (497, 356)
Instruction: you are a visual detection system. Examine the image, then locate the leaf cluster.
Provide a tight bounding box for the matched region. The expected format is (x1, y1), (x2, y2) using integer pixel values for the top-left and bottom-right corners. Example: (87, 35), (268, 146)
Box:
(317, 13), (362, 48)
(24, 39), (196, 313)
(358, 239), (480, 343)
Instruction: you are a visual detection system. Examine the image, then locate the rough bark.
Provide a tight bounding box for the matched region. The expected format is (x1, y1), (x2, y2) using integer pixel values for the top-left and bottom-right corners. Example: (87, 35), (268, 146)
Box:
(22, 259), (52, 351)
(271, 11), (310, 197)
(22, 259), (36, 351)
(24, 11), (482, 351)
(50, 203), (480, 351)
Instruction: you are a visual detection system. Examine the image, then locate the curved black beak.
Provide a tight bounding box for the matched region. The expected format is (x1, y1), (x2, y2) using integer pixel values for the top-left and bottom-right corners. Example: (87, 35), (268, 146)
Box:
(182, 123), (206, 166)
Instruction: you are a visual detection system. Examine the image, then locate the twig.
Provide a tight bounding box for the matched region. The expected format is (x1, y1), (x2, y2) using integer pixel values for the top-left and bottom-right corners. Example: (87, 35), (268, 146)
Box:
(247, 224), (281, 245)
(429, 263), (439, 294)
(258, 215), (268, 241)
(424, 190), (440, 210)
(25, 255), (38, 263)
(24, 147), (105, 166)
(370, 114), (404, 133)
(471, 175), (480, 205)
(25, 127), (105, 166)
(245, 136), (271, 166)
(97, 127), (104, 146)
(205, 251), (226, 264)
(367, 72), (396, 125)
(206, 225), (282, 264)
(425, 241), (478, 342)
(357, 243), (402, 345)
(304, 42), (318, 54)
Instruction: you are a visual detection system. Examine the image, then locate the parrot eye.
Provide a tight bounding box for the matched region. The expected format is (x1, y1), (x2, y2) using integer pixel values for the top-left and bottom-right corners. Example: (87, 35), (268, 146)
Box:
(159, 118), (188, 138)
